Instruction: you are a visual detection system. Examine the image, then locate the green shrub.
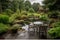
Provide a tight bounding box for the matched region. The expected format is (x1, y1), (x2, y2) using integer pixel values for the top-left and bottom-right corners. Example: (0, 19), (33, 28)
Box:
(34, 13), (40, 17)
(5, 9), (13, 16)
(40, 14), (49, 21)
(29, 8), (35, 13)
(53, 22), (60, 27)
(48, 27), (60, 38)
(24, 21), (30, 24)
(0, 23), (9, 35)
(21, 11), (27, 15)
(27, 13), (34, 18)
(29, 18), (35, 22)
(48, 11), (59, 18)
(0, 14), (9, 24)
(18, 20), (25, 24)
(9, 13), (19, 23)
(48, 21), (60, 38)
(21, 15), (28, 20)
(11, 24), (20, 33)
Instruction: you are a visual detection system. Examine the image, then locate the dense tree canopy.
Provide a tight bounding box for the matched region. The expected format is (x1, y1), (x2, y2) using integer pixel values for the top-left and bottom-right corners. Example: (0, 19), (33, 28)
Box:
(0, 0), (10, 12)
(10, 0), (19, 12)
(43, 0), (60, 11)
(19, 0), (24, 12)
(24, 0), (31, 11)
(32, 3), (40, 12)
(0, 0), (41, 13)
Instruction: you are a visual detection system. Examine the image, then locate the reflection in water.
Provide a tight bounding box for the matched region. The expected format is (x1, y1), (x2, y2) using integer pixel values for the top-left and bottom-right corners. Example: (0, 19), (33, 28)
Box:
(0, 21), (48, 39)
(0, 36), (5, 39)
(39, 32), (47, 39)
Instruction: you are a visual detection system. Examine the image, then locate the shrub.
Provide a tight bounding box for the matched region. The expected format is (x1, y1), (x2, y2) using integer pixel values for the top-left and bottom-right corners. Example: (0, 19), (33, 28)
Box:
(9, 13), (20, 23)
(29, 8), (35, 13)
(29, 18), (35, 22)
(39, 14), (49, 21)
(53, 22), (60, 27)
(11, 28), (18, 33)
(11, 24), (20, 33)
(48, 11), (59, 18)
(0, 23), (9, 35)
(27, 13), (34, 18)
(48, 21), (60, 38)
(50, 21), (60, 28)
(21, 15), (28, 20)
(5, 9), (13, 16)
(48, 27), (60, 38)
(34, 13), (40, 18)
(24, 21), (30, 25)
(21, 11), (27, 15)
(13, 20), (25, 25)
(0, 14), (9, 24)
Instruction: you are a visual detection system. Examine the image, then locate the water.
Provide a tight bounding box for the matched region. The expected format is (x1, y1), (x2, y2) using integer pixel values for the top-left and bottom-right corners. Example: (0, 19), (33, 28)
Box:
(22, 21), (43, 31)
(33, 21), (43, 25)
(22, 24), (29, 31)
(0, 21), (48, 39)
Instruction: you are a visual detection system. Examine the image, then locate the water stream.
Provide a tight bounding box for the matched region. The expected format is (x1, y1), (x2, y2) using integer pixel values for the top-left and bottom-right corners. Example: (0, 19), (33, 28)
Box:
(0, 21), (48, 39)
(22, 21), (43, 31)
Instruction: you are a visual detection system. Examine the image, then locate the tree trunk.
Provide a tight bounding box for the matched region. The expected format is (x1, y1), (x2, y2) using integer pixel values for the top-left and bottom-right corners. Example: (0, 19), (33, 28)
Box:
(0, 2), (2, 13)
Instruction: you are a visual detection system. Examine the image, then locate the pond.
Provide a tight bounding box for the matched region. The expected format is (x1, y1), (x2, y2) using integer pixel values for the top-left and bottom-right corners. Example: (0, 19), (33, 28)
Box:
(0, 21), (49, 39)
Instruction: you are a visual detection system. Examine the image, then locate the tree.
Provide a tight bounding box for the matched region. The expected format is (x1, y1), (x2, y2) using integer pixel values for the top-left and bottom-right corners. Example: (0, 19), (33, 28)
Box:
(29, 8), (35, 13)
(19, 0), (24, 13)
(43, 0), (60, 11)
(24, 0), (31, 11)
(0, 0), (10, 12)
(32, 3), (40, 12)
(49, 11), (59, 18)
(10, 0), (19, 12)
(0, 2), (2, 13)
(43, 0), (60, 19)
